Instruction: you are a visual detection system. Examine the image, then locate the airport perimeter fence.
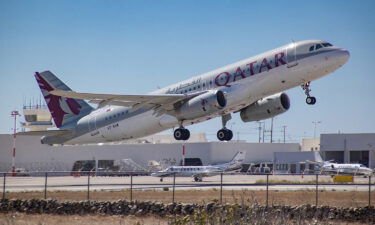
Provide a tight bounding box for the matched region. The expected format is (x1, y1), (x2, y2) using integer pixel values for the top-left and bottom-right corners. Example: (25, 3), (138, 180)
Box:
(0, 171), (374, 207)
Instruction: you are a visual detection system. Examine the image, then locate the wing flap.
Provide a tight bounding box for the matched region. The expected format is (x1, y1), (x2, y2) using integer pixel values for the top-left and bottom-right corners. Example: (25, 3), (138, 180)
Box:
(17, 130), (72, 136)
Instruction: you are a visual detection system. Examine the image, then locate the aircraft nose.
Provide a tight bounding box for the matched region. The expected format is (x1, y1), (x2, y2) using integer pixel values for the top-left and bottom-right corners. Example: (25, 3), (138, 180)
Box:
(337, 49), (350, 65)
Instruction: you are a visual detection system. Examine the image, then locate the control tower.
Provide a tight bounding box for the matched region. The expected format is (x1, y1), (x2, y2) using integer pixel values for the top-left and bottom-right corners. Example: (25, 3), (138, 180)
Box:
(21, 103), (54, 131)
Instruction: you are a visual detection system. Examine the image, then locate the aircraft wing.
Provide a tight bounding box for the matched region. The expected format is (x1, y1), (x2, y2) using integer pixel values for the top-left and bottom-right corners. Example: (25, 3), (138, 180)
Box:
(50, 89), (203, 114)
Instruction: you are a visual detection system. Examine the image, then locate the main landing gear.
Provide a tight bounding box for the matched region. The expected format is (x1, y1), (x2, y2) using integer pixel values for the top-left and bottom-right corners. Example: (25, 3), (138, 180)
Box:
(217, 114), (233, 141)
(301, 82), (316, 105)
(173, 114), (234, 142)
(174, 126), (190, 141)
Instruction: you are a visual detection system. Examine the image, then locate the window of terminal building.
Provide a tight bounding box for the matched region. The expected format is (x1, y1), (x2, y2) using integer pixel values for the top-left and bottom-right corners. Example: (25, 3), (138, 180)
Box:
(24, 115), (37, 122)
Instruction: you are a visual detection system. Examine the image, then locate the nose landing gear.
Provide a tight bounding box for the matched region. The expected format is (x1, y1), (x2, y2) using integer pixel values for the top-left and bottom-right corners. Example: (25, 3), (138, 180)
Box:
(301, 82), (316, 105)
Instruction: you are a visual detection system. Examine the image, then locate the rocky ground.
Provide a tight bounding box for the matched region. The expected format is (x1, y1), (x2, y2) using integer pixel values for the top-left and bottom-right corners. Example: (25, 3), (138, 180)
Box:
(4, 189), (374, 208)
(0, 199), (374, 224)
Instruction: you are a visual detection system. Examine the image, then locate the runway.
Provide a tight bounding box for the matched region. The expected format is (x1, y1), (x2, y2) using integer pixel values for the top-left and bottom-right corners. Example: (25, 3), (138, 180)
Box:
(2, 174), (373, 192)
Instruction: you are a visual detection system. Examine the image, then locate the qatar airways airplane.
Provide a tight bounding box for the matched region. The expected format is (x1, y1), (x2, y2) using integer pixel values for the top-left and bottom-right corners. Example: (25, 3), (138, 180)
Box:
(25, 40), (349, 145)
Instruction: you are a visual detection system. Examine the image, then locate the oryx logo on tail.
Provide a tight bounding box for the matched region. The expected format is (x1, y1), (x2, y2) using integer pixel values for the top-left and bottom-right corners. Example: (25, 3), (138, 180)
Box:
(35, 71), (92, 128)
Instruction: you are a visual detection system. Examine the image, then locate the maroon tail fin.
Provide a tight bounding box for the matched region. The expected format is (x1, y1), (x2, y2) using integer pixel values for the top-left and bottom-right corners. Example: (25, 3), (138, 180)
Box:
(35, 71), (93, 128)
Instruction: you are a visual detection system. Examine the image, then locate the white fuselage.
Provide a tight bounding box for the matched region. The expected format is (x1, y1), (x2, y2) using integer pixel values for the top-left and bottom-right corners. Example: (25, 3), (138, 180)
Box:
(320, 163), (373, 175)
(65, 40), (349, 144)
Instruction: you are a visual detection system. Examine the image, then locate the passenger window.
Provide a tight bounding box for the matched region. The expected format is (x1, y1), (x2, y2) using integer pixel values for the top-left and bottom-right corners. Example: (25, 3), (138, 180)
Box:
(309, 45), (314, 51)
(316, 44), (323, 50)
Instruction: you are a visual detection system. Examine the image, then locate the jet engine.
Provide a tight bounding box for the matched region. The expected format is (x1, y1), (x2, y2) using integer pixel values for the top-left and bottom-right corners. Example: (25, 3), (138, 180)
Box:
(240, 92), (290, 122)
(176, 90), (226, 120)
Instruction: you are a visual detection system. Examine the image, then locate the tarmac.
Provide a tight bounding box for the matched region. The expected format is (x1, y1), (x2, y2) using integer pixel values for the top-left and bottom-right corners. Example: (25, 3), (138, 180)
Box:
(1, 174), (373, 192)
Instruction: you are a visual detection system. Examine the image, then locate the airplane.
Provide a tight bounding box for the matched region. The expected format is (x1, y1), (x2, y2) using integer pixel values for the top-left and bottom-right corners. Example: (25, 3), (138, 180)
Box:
(306, 160), (374, 176)
(151, 151), (246, 182)
(22, 40), (349, 145)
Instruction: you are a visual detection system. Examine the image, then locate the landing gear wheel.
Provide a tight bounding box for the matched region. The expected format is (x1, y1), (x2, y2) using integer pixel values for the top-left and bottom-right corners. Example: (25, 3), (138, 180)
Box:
(301, 82), (317, 105)
(182, 129), (190, 140)
(227, 130), (233, 140)
(174, 128), (190, 141)
(217, 129), (233, 141)
(174, 129), (183, 140)
(306, 96), (316, 105)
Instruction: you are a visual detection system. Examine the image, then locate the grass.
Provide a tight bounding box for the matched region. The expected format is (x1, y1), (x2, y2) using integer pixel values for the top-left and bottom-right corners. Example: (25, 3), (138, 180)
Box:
(2, 189), (374, 208)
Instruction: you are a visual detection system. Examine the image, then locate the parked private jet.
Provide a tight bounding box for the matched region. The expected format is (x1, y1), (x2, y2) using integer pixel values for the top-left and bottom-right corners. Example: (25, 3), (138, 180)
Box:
(23, 40), (349, 144)
(151, 151), (246, 182)
(307, 160), (373, 175)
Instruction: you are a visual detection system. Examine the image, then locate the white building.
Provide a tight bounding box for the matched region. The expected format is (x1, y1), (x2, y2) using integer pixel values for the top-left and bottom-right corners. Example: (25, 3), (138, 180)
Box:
(0, 134), (300, 172)
(301, 138), (320, 151)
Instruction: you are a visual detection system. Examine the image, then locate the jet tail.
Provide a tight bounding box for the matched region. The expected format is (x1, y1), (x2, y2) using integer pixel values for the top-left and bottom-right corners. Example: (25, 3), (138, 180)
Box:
(230, 151), (246, 163)
(223, 151), (246, 171)
(35, 71), (93, 128)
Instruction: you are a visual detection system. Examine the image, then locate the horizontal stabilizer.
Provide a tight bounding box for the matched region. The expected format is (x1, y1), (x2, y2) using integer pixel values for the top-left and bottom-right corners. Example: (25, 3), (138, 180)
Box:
(17, 130), (72, 136)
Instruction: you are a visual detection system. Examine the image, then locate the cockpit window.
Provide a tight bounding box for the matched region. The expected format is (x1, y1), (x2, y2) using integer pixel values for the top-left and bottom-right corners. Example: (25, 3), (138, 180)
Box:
(309, 45), (314, 51)
(315, 44), (323, 50)
(322, 42), (333, 47)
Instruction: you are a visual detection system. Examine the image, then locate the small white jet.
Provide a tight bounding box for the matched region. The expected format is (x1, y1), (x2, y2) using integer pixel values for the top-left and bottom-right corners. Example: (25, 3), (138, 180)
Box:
(151, 151), (246, 182)
(24, 40), (349, 144)
(307, 160), (373, 175)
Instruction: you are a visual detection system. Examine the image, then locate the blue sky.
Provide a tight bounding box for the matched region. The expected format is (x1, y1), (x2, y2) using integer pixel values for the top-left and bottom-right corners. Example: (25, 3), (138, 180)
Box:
(0, 0), (374, 142)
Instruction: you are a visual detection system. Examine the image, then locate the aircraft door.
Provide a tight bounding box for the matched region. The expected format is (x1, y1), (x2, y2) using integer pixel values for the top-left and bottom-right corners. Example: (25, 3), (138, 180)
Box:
(286, 42), (298, 68)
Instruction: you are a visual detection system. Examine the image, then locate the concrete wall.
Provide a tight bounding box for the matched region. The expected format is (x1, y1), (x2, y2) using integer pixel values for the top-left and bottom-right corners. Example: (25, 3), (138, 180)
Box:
(320, 133), (375, 151)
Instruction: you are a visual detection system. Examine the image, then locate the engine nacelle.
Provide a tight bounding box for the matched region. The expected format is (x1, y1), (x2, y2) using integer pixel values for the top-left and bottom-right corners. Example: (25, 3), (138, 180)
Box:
(176, 90), (226, 120)
(240, 92), (290, 122)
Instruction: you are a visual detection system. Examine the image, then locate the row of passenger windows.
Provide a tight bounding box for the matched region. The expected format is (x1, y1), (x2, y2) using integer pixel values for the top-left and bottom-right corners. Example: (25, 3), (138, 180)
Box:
(178, 82), (210, 94)
(169, 167), (202, 171)
(309, 42), (333, 51)
(105, 111), (128, 121)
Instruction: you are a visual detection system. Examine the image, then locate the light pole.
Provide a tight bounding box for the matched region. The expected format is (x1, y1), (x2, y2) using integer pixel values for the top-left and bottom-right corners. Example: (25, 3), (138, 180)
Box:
(256, 122), (263, 143)
(282, 126), (287, 143)
(11, 111), (20, 176)
(312, 121), (321, 139)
